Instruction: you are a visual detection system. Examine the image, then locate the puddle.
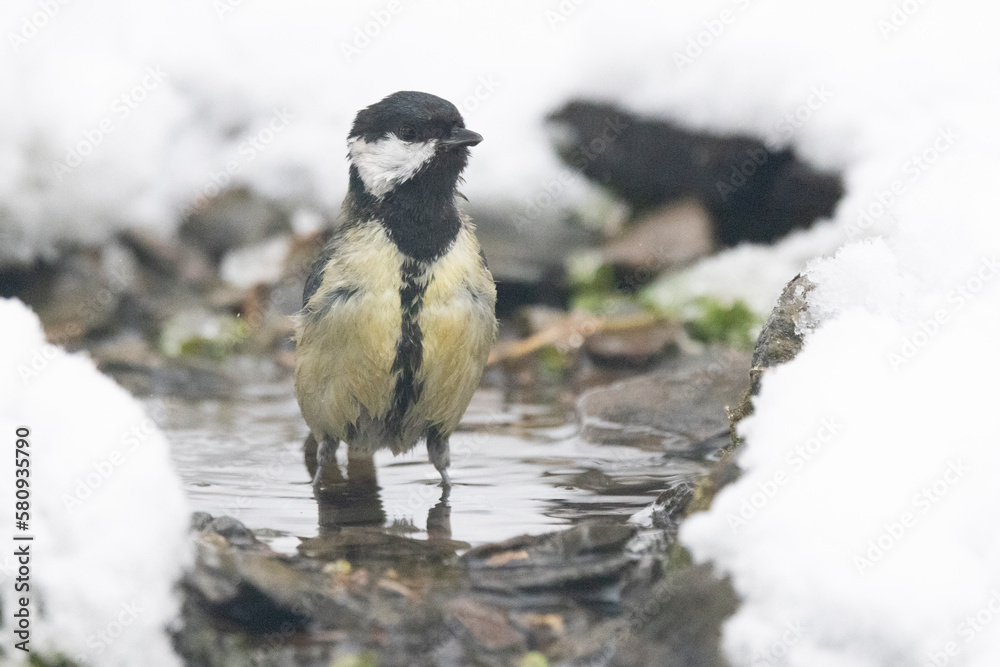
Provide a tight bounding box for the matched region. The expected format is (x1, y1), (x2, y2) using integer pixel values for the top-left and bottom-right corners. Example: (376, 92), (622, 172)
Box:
(152, 377), (709, 555)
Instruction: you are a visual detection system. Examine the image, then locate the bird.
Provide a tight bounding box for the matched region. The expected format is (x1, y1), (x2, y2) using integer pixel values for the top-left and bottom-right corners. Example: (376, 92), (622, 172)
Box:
(294, 91), (497, 488)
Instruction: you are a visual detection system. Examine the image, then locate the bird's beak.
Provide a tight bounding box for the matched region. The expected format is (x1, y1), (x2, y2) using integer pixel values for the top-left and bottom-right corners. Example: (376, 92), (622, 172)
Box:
(440, 127), (483, 148)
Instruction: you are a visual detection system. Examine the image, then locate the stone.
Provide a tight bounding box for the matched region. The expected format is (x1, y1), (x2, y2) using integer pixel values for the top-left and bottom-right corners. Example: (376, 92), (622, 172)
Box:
(730, 272), (815, 424)
(180, 187), (290, 263)
(583, 320), (679, 369)
(462, 523), (636, 594)
(577, 349), (750, 452)
(601, 199), (715, 276)
(445, 598), (526, 652)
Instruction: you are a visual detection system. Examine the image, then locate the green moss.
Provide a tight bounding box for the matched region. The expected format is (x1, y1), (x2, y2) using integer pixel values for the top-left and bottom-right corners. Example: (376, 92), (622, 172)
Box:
(682, 298), (758, 349)
(520, 651), (549, 667)
(331, 652), (378, 667)
(161, 314), (251, 360)
(537, 345), (574, 375)
(28, 653), (82, 667)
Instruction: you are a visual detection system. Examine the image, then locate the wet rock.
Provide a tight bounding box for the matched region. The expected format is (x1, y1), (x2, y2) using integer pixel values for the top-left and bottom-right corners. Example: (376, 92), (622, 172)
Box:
(748, 273), (814, 395)
(650, 478), (699, 531)
(583, 320), (678, 369)
(547, 100), (843, 247)
(727, 272), (814, 429)
(8, 243), (139, 342)
(99, 355), (236, 399)
(462, 523), (636, 598)
(119, 227), (215, 285)
(608, 560), (738, 667)
(685, 274), (814, 516)
(578, 349), (750, 453)
(190, 511), (214, 531)
(207, 515), (259, 548)
(445, 598), (527, 653)
(184, 514), (366, 634)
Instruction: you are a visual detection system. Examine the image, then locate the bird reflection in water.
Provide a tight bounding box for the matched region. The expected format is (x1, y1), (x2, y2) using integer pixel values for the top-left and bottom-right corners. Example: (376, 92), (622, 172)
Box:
(301, 435), (464, 567)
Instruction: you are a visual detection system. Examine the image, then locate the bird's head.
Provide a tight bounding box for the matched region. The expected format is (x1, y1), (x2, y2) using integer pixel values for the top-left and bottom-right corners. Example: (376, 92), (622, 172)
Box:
(347, 91), (482, 200)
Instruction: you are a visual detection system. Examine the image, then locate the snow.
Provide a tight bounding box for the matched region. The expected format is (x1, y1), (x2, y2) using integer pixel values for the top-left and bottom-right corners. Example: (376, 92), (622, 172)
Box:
(671, 1), (1000, 665)
(0, 298), (189, 666)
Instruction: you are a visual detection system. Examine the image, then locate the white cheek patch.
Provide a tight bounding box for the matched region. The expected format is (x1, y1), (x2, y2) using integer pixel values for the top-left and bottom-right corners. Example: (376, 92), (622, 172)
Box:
(348, 134), (438, 198)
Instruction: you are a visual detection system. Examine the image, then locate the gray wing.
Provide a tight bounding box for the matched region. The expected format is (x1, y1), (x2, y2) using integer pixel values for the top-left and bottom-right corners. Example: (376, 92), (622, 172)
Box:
(302, 248), (333, 308)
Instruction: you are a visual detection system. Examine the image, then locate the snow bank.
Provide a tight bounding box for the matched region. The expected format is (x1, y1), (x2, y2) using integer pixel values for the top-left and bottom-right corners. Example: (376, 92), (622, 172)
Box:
(0, 0), (944, 273)
(0, 298), (188, 666)
(675, 1), (1000, 666)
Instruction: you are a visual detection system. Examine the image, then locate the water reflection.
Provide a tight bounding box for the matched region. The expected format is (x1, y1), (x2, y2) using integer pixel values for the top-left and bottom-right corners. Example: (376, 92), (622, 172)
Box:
(160, 380), (710, 556)
(302, 437), (465, 568)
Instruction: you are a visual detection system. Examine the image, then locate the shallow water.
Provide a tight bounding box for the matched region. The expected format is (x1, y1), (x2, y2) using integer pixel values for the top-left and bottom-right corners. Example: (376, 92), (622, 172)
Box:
(153, 377), (708, 555)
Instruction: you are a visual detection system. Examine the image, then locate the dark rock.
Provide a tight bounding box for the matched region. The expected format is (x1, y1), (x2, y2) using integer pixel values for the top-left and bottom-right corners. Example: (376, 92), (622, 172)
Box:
(748, 273), (814, 395)
(445, 598), (527, 653)
(180, 187), (290, 263)
(609, 560), (739, 667)
(547, 100), (843, 247)
(577, 349), (750, 453)
(98, 356), (237, 399)
(688, 274), (813, 515)
(206, 515), (259, 548)
(182, 515), (367, 636)
(461, 523), (636, 596)
(729, 272), (814, 426)
(650, 478), (700, 531)
(190, 511), (214, 531)
(118, 227), (215, 285)
(6, 244), (138, 342)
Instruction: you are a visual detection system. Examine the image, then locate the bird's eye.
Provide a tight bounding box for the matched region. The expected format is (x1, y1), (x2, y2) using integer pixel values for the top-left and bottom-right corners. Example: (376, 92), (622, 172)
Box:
(398, 125), (417, 141)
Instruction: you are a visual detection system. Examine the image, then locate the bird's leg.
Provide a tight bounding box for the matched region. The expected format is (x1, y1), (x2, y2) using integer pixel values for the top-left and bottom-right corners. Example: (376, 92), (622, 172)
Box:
(312, 435), (341, 487)
(345, 450), (378, 485)
(426, 427), (452, 486)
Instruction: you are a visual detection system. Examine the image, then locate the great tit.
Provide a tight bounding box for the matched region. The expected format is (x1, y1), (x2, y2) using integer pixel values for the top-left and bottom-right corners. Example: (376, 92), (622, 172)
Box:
(294, 91), (497, 487)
